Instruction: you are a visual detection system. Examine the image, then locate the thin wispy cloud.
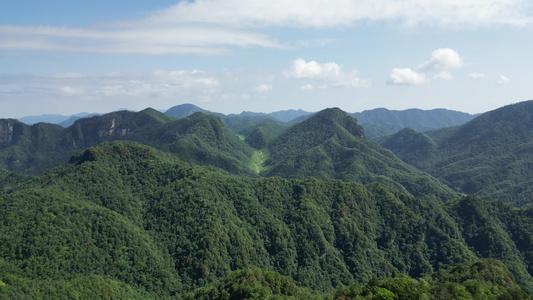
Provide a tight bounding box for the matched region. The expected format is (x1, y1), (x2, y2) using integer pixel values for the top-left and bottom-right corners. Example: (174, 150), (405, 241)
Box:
(150, 0), (533, 28)
(256, 84), (273, 92)
(1, 0), (531, 56)
(469, 73), (486, 79)
(498, 75), (510, 85)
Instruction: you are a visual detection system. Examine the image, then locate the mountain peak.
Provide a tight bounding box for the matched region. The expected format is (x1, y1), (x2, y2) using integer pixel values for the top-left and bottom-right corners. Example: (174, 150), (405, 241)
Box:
(69, 141), (169, 165)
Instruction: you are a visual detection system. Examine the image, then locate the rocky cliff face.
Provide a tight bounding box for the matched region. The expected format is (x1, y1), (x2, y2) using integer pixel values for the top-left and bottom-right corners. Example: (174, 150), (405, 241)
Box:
(0, 121), (14, 145)
(97, 119), (131, 139)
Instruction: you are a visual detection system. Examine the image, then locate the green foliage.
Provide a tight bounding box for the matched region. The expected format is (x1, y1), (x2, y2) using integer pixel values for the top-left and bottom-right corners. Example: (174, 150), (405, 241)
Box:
(334, 259), (528, 299)
(0, 109), (256, 176)
(2, 141), (533, 297)
(383, 100), (533, 206)
(264, 108), (457, 202)
(0, 141), (478, 297)
(447, 196), (533, 293)
(183, 267), (302, 299)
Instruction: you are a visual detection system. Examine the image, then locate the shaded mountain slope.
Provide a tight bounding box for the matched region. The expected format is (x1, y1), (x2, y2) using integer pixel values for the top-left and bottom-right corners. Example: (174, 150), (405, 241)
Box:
(0, 119), (67, 174)
(263, 108), (457, 202)
(382, 100), (533, 206)
(351, 108), (477, 139)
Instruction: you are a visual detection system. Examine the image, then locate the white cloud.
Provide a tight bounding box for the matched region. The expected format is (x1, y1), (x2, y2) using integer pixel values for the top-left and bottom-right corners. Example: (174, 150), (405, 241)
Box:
(285, 59), (369, 88)
(285, 59), (341, 79)
(0, 25), (284, 56)
(390, 48), (463, 86)
(1, 1), (530, 56)
(60, 86), (84, 96)
(301, 84), (314, 90)
(152, 70), (220, 89)
(498, 75), (510, 84)
(417, 48), (463, 72)
(256, 84), (272, 92)
(435, 71), (453, 80)
(150, 0), (533, 28)
(388, 68), (426, 86)
(469, 73), (486, 79)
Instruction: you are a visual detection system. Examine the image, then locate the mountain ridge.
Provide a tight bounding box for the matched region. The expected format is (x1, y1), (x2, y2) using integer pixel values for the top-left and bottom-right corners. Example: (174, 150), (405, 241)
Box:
(2, 141), (533, 297)
(382, 99), (533, 206)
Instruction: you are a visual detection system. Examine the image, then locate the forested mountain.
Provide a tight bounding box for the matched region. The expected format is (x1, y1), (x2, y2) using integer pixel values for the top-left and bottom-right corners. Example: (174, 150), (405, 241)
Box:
(0, 108), (255, 176)
(263, 108), (457, 202)
(350, 108), (477, 139)
(5, 102), (533, 298)
(165, 103), (223, 119)
(1, 141), (532, 298)
(382, 100), (533, 206)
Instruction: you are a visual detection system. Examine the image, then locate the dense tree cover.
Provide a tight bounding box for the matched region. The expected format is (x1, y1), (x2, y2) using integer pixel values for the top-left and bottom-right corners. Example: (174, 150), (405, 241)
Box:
(1, 141), (533, 298)
(0, 119), (68, 174)
(382, 100), (533, 206)
(165, 104), (290, 149)
(242, 119), (288, 149)
(263, 108), (457, 202)
(350, 107), (477, 139)
(0, 109), (256, 176)
(182, 259), (529, 299)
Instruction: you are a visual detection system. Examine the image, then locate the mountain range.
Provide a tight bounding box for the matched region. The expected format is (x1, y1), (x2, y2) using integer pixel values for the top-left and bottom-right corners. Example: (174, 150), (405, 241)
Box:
(2, 99), (533, 298)
(17, 104), (477, 139)
(382, 100), (533, 207)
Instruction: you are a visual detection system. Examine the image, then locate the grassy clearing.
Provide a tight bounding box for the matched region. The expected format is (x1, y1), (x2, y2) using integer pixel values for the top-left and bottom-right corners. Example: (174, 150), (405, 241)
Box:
(250, 149), (269, 174)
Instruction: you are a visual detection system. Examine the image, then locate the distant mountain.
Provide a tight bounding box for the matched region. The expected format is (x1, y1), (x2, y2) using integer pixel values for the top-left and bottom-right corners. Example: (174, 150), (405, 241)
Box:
(59, 113), (99, 128)
(382, 100), (533, 206)
(18, 112), (94, 126)
(165, 103), (312, 123)
(165, 103), (222, 119)
(350, 108), (478, 139)
(269, 109), (314, 122)
(263, 108), (457, 202)
(0, 108), (255, 176)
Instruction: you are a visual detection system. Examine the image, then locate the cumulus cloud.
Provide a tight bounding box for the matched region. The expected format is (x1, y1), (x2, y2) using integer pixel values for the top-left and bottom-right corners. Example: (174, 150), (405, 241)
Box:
(417, 48), (463, 72)
(498, 75), (510, 84)
(285, 59), (341, 79)
(389, 48), (464, 86)
(469, 73), (486, 79)
(388, 68), (426, 86)
(301, 84), (314, 90)
(285, 59), (369, 88)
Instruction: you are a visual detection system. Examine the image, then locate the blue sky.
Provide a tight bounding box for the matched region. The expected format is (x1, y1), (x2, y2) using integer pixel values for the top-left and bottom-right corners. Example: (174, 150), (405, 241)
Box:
(1, 0), (532, 118)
